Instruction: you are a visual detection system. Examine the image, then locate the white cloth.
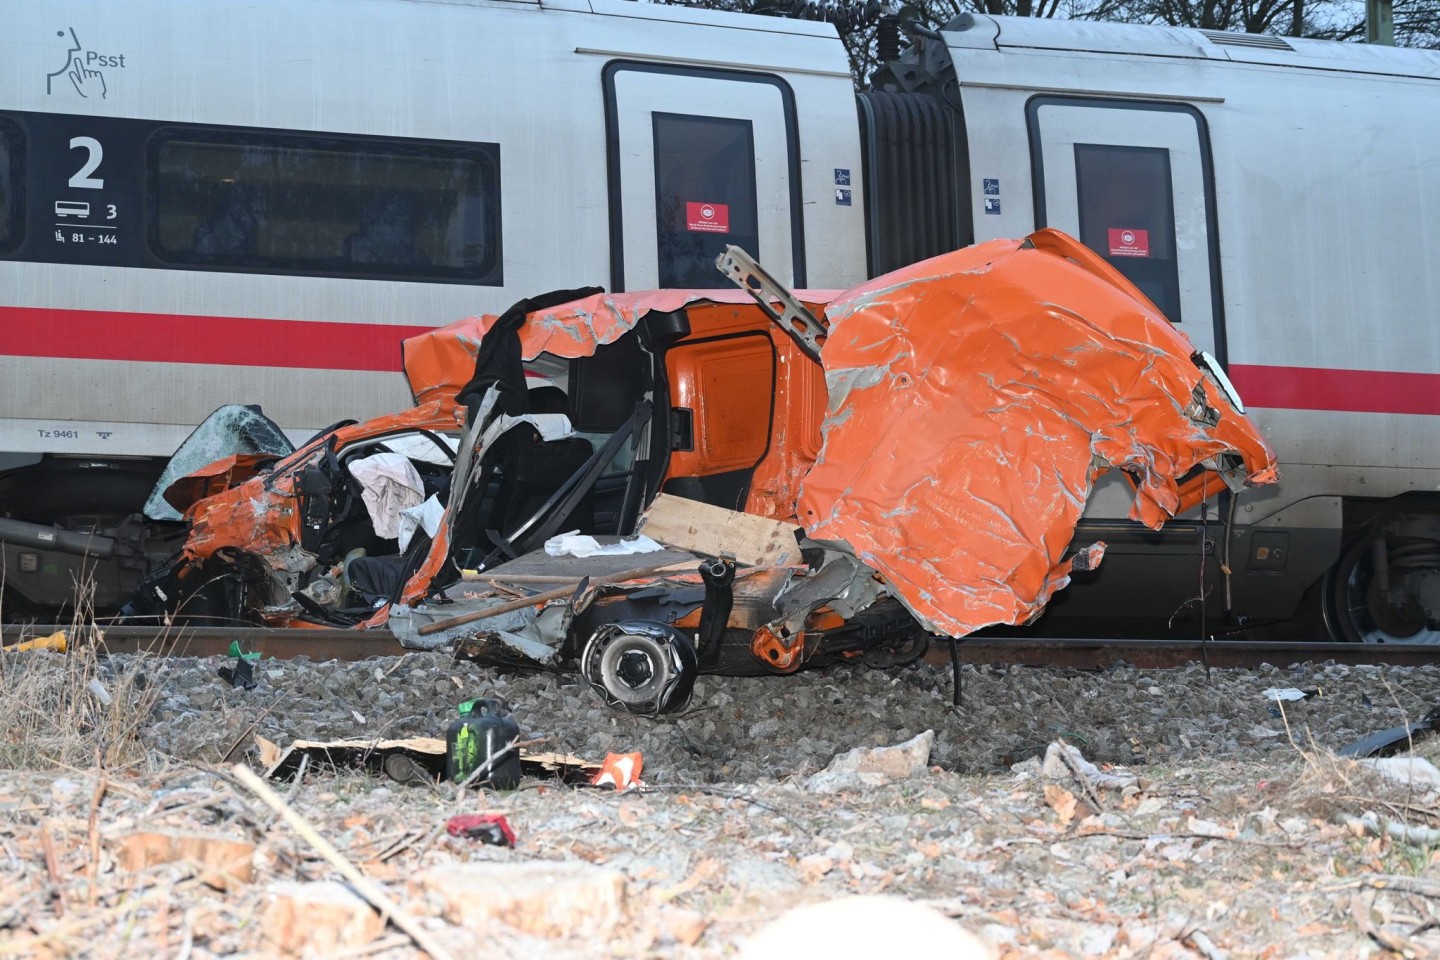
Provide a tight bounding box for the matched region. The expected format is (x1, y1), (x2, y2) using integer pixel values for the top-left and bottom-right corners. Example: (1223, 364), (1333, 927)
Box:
(383, 432), (458, 465)
(348, 453), (425, 539)
(398, 494), (446, 551)
(544, 531), (664, 558)
(479, 412), (576, 449)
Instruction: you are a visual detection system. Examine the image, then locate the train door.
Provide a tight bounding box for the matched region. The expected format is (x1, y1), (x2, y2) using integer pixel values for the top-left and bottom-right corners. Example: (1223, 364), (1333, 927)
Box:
(1025, 97), (1229, 630)
(1026, 97), (1225, 362)
(603, 62), (806, 292)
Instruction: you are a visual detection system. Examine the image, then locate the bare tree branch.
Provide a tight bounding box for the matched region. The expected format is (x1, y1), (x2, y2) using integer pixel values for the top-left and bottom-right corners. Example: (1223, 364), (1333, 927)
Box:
(651, 0), (1437, 88)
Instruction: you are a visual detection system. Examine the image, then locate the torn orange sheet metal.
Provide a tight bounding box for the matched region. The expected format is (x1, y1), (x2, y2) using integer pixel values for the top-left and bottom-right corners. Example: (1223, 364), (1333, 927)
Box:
(401, 288), (842, 405)
(179, 400), (464, 565)
(796, 229), (1277, 637)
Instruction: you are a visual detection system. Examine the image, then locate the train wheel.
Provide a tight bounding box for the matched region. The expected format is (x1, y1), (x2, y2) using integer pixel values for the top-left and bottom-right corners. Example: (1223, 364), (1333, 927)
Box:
(1325, 533), (1440, 644)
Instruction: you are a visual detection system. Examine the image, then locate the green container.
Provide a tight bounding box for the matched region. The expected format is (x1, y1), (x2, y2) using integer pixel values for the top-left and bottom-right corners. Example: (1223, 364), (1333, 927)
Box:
(444, 697), (521, 789)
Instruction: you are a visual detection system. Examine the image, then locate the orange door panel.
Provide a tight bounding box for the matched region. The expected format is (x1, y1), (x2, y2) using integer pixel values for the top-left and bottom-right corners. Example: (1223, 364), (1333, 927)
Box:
(665, 334), (775, 479)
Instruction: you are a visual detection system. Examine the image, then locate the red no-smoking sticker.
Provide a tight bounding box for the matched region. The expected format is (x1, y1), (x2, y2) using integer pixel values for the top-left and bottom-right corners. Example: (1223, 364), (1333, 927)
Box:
(686, 201), (730, 233)
(1108, 228), (1150, 258)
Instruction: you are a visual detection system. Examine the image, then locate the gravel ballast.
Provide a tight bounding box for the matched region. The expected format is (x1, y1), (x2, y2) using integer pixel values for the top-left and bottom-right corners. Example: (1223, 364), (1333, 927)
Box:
(133, 652), (1440, 778)
(10, 649), (1440, 957)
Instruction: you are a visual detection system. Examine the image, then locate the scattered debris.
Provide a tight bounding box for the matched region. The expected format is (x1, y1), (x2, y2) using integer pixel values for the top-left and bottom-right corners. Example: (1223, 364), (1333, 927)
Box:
(804, 730), (934, 794)
(85, 677), (112, 707)
(1358, 756), (1440, 792)
(444, 813), (517, 847)
(545, 531), (663, 558)
(592, 752), (644, 791)
(1264, 687), (1323, 702)
(1040, 740), (1138, 791)
(217, 652), (257, 690)
(2, 629), (66, 653)
(7, 651), (1440, 957)
(257, 735), (599, 785)
(1344, 810), (1440, 846)
(638, 493), (802, 568)
(1337, 704), (1440, 758)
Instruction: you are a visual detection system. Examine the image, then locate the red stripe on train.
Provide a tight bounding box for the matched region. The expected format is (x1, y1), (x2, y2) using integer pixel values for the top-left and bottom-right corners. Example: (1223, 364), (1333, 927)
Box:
(2, 306), (1437, 416)
(1227, 364), (1440, 417)
(0, 305), (435, 372)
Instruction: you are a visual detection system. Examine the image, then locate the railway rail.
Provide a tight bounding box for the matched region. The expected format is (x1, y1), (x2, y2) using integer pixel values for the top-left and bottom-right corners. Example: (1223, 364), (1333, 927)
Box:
(3, 624), (1439, 671)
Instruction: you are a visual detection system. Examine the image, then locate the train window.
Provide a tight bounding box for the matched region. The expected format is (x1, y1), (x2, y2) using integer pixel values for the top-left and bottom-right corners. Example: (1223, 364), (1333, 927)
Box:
(149, 131), (500, 283)
(1074, 144), (1181, 323)
(0, 118), (20, 254)
(652, 114), (759, 288)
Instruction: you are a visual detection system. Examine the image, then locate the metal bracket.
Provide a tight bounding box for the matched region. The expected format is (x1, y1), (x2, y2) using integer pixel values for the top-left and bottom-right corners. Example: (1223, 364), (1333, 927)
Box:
(714, 245), (827, 365)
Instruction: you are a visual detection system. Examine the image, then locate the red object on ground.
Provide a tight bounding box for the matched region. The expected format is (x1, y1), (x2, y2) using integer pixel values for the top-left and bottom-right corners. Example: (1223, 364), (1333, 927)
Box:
(445, 814), (517, 847)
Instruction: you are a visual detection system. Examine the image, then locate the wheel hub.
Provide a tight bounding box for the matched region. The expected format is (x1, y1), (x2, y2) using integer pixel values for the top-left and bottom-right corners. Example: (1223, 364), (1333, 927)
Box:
(615, 649), (655, 688)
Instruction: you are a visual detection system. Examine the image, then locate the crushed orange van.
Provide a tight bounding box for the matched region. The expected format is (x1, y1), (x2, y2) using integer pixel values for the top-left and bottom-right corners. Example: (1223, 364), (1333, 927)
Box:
(127, 230), (1275, 713)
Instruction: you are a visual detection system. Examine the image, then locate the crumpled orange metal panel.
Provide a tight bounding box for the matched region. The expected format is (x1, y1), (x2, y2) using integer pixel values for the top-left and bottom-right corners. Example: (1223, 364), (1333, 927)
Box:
(163, 453), (283, 517)
(796, 229), (1278, 638)
(180, 464), (302, 565)
(401, 290), (842, 404)
(180, 400), (464, 564)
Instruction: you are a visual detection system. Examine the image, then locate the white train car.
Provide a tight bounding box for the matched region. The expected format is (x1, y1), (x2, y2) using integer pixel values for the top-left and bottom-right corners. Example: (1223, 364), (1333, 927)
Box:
(860, 15), (1440, 642)
(2, 1), (1438, 645)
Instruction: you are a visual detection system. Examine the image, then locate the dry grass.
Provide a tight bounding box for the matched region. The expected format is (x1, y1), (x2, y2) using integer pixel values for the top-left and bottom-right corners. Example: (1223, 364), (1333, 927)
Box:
(1269, 693), (1440, 845)
(0, 583), (163, 771)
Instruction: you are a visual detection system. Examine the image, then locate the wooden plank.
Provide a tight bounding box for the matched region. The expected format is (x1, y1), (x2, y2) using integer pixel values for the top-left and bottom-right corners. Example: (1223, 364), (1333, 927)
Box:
(259, 735), (600, 784)
(418, 560), (691, 636)
(637, 493), (801, 568)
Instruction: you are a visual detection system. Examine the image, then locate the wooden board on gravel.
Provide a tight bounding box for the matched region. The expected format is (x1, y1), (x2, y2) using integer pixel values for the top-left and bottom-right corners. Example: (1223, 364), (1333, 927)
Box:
(258, 736), (601, 784)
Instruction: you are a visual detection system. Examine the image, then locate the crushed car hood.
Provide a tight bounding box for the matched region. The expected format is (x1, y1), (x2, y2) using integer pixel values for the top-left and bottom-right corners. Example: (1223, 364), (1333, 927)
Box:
(144, 404), (295, 521)
(797, 229), (1278, 637)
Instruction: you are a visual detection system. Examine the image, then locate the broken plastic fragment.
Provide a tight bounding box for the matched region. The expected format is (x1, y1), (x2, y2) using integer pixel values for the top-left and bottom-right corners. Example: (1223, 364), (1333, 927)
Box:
(1263, 687), (1321, 703)
(445, 813), (516, 847)
(591, 752), (644, 791)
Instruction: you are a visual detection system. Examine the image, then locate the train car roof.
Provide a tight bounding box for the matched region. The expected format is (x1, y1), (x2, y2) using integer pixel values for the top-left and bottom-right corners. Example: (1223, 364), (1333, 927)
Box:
(583, 0), (843, 38)
(946, 13), (1440, 81)
(393, 0), (843, 40)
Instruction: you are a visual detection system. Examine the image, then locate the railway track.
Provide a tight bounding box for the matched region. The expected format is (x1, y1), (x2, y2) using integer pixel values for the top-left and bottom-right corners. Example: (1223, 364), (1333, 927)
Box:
(4, 623), (1440, 670)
